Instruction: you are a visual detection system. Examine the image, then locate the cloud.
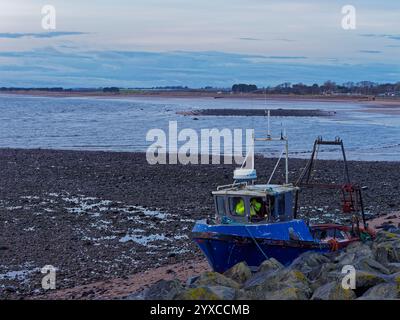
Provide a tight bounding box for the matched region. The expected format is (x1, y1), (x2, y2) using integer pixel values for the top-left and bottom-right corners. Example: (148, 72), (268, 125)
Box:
(359, 50), (381, 54)
(238, 37), (263, 41)
(0, 32), (88, 39)
(0, 48), (399, 88)
(267, 56), (307, 59)
(274, 38), (295, 42)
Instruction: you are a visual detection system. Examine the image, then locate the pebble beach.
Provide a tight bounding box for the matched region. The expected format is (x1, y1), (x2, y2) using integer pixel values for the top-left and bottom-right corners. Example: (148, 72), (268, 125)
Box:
(1, 148), (400, 299)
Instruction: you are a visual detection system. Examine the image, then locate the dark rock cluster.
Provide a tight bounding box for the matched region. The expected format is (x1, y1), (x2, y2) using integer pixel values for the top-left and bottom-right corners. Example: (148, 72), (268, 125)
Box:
(137, 229), (400, 300)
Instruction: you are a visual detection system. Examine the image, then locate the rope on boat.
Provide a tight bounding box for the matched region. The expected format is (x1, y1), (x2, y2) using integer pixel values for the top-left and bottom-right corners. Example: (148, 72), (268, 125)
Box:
(267, 148), (285, 185)
(244, 226), (269, 260)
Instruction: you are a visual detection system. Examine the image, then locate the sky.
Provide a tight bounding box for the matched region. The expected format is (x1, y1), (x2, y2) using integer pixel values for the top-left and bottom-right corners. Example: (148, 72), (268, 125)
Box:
(0, 0), (399, 88)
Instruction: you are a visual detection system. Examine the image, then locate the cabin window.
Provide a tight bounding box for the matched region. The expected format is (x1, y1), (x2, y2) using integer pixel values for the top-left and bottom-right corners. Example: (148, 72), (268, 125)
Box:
(228, 197), (246, 217)
(276, 194), (286, 216)
(313, 228), (346, 240)
(267, 195), (275, 219)
(215, 196), (226, 215)
(249, 197), (266, 221)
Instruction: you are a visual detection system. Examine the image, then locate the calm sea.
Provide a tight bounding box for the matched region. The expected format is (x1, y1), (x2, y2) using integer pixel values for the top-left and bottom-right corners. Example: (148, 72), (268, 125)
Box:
(0, 94), (399, 161)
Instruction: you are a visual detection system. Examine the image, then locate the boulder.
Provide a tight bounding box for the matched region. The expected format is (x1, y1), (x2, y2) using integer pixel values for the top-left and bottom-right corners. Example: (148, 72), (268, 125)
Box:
(208, 286), (237, 300)
(358, 283), (398, 300)
(176, 286), (221, 300)
(353, 257), (391, 275)
(244, 268), (312, 299)
(311, 281), (356, 300)
(345, 242), (374, 257)
(374, 230), (400, 244)
(192, 271), (241, 289)
(264, 287), (309, 300)
(309, 263), (337, 290)
(387, 263), (400, 274)
(373, 245), (390, 265)
(389, 272), (400, 286)
(143, 279), (184, 300)
(289, 251), (331, 280)
(258, 258), (283, 273)
(224, 262), (252, 284)
(355, 271), (386, 293)
(336, 250), (391, 275)
(235, 289), (254, 300)
(373, 239), (400, 264)
(243, 270), (273, 290)
(123, 289), (148, 300)
(335, 252), (357, 265)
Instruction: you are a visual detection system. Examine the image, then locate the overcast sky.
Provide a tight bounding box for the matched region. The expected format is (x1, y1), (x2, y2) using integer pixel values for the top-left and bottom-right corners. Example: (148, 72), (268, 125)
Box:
(0, 0), (399, 87)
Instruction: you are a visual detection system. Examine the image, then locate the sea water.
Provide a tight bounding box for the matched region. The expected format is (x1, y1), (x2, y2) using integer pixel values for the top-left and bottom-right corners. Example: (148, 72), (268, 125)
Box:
(0, 94), (399, 161)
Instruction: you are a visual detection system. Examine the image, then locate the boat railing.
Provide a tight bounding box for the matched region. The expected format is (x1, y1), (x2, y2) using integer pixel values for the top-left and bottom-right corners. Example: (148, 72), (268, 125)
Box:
(217, 182), (247, 191)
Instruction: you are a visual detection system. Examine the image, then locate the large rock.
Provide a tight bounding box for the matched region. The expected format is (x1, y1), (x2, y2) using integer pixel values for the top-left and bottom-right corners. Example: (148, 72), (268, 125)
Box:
(336, 250), (391, 275)
(176, 287), (221, 300)
(353, 257), (391, 275)
(224, 262), (252, 284)
(387, 263), (400, 274)
(289, 251), (331, 280)
(345, 242), (374, 258)
(143, 279), (184, 300)
(309, 263), (337, 290)
(358, 283), (399, 300)
(264, 287), (309, 300)
(374, 231), (400, 244)
(311, 281), (356, 300)
(244, 268), (312, 299)
(258, 258), (283, 273)
(335, 242), (374, 267)
(192, 272), (241, 289)
(356, 271), (386, 290)
(372, 232), (400, 264)
(208, 286), (237, 300)
(314, 268), (387, 294)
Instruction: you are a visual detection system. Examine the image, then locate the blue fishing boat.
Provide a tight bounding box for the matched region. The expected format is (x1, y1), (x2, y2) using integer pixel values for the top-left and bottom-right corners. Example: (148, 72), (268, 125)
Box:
(192, 132), (374, 273)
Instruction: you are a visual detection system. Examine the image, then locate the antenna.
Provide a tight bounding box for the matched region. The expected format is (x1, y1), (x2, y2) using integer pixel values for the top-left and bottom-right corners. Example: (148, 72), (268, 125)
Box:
(267, 109), (271, 138)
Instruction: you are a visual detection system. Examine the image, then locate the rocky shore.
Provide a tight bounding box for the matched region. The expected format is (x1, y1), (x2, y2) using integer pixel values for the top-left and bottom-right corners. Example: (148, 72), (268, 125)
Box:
(0, 148), (399, 299)
(134, 228), (400, 300)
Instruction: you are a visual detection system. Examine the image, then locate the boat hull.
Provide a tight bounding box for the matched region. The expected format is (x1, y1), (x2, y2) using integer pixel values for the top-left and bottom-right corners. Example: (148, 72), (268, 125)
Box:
(193, 232), (329, 273)
(191, 219), (361, 273)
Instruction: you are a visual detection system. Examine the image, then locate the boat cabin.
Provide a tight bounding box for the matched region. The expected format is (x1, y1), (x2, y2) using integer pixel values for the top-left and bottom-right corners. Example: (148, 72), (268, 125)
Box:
(212, 184), (299, 224)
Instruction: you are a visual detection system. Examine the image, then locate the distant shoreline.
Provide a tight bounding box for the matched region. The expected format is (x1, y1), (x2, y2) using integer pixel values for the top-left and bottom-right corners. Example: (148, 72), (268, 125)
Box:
(1, 90), (400, 114)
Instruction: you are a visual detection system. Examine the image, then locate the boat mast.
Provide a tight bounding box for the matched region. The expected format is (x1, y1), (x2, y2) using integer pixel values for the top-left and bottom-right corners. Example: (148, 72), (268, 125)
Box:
(254, 109), (289, 184)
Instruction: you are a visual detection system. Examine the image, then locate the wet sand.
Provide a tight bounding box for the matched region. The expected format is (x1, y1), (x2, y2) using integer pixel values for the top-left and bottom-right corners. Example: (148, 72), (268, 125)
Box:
(177, 108), (335, 117)
(1, 148), (399, 299)
(38, 258), (210, 300)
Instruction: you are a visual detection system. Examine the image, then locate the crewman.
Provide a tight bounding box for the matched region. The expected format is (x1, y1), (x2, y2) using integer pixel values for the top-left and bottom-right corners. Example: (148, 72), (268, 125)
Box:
(250, 198), (262, 217)
(235, 198), (245, 216)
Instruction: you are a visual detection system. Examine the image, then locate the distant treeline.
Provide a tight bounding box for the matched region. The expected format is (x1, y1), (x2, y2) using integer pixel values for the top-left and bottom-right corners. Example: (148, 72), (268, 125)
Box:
(102, 87), (120, 93)
(0, 87), (72, 92)
(231, 81), (400, 96)
(232, 84), (258, 93)
(1, 81), (400, 96)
